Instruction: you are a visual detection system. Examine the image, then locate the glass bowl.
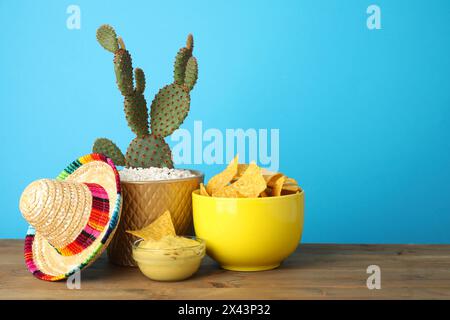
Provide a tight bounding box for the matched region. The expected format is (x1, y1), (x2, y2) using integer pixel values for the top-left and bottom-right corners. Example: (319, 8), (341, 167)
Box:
(132, 236), (205, 281)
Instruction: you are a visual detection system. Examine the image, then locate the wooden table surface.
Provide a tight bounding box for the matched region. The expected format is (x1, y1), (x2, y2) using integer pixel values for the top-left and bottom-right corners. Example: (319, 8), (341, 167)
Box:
(0, 240), (449, 300)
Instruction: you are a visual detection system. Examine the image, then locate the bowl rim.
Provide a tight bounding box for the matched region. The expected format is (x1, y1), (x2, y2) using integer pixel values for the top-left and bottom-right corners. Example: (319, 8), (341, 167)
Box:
(192, 188), (304, 200)
(132, 236), (205, 252)
(120, 169), (204, 184)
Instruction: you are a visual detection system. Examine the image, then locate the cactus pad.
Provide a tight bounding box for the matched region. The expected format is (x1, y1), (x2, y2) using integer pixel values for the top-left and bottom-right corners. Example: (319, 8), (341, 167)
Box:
(125, 134), (174, 168)
(150, 83), (190, 137)
(93, 138), (126, 166)
(186, 34), (194, 51)
(134, 68), (146, 94)
(124, 93), (149, 136)
(114, 49), (134, 96)
(173, 47), (192, 85)
(96, 25), (119, 53)
(184, 57), (198, 91)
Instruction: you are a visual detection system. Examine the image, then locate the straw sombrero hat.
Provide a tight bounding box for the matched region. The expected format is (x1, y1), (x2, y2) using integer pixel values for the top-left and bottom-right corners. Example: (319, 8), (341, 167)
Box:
(19, 153), (122, 281)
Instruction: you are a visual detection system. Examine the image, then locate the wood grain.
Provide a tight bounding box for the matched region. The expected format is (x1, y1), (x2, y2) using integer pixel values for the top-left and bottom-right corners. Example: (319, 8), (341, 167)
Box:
(0, 240), (449, 299)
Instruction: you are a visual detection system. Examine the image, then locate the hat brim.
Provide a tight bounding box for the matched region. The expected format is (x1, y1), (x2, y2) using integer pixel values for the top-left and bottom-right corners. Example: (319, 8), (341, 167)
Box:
(24, 154), (122, 281)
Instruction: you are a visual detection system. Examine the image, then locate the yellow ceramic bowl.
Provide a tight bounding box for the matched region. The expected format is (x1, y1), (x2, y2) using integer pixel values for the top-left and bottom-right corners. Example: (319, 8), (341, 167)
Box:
(192, 190), (304, 271)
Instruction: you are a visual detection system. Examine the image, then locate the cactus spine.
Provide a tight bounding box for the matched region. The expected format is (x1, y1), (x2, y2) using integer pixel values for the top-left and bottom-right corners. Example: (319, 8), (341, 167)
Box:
(93, 25), (198, 168)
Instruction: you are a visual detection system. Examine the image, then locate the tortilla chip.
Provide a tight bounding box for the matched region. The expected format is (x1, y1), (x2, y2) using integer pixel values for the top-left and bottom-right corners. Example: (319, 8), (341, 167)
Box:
(206, 154), (239, 195)
(281, 188), (299, 196)
(236, 164), (249, 178)
(285, 177), (298, 185)
(282, 184), (301, 192)
(212, 185), (243, 198)
(282, 175), (301, 193)
(230, 162), (267, 198)
(199, 183), (209, 196)
(271, 175), (286, 197)
(265, 173), (284, 187)
(126, 210), (176, 240)
(230, 164), (249, 184)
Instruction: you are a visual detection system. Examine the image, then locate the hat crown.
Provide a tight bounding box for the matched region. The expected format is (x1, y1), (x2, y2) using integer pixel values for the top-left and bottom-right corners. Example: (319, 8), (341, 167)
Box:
(20, 179), (92, 249)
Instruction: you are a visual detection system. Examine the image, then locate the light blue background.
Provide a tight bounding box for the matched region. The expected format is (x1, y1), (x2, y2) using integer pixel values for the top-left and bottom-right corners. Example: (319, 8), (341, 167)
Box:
(1, 0), (449, 243)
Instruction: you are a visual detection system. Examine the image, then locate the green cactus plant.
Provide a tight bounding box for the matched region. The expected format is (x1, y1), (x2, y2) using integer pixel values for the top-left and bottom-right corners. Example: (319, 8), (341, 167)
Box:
(93, 25), (198, 168)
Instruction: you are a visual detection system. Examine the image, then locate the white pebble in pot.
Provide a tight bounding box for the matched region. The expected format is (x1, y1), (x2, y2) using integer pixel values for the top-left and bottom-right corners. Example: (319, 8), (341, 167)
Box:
(119, 167), (195, 182)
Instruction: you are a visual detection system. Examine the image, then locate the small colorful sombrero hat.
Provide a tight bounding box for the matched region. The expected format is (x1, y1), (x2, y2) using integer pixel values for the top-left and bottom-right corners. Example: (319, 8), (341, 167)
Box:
(19, 153), (121, 281)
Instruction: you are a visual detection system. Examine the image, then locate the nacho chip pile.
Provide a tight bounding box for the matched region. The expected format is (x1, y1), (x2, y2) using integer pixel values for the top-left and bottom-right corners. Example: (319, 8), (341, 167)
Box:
(201, 155), (302, 198)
